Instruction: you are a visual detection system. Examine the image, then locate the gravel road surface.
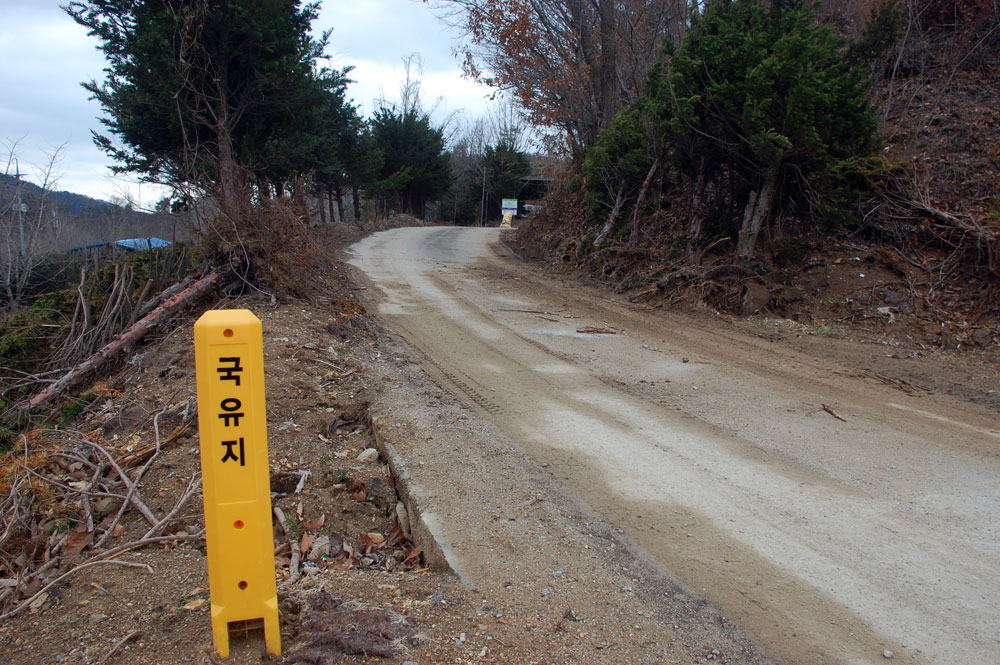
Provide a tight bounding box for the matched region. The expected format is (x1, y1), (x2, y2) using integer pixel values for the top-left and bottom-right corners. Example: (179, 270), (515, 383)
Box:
(348, 226), (1000, 665)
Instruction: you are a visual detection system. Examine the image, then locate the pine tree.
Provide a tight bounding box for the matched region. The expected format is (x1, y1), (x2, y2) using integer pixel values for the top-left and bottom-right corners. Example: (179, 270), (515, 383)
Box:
(584, 0), (879, 258)
(369, 109), (451, 219)
(665, 0), (876, 261)
(484, 140), (531, 218)
(65, 0), (328, 220)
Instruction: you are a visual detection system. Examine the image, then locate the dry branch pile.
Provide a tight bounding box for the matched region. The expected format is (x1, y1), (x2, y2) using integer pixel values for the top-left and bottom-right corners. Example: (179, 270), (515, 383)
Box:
(0, 405), (202, 619)
(21, 270), (227, 417)
(856, 171), (1000, 322)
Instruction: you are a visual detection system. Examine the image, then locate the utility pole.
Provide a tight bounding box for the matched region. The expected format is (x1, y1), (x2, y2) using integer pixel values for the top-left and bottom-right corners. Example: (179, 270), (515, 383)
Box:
(479, 164), (487, 227)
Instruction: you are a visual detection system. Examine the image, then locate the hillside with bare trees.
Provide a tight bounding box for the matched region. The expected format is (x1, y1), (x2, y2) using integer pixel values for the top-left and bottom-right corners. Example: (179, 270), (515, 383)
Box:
(430, 0), (999, 347)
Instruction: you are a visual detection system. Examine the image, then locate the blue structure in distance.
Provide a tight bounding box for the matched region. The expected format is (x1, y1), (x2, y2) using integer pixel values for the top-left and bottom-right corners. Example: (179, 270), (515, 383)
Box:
(70, 237), (173, 252)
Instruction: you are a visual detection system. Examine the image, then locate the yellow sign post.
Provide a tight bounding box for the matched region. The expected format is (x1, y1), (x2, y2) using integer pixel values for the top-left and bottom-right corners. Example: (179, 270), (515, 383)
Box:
(194, 309), (280, 657)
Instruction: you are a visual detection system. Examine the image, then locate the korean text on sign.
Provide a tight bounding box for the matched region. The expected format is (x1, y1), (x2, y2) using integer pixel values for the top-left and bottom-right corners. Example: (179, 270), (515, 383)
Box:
(193, 310), (280, 657)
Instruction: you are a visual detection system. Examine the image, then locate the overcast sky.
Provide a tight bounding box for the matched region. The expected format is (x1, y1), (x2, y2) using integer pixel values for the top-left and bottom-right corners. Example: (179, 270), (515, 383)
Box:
(0, 0), (495, 206)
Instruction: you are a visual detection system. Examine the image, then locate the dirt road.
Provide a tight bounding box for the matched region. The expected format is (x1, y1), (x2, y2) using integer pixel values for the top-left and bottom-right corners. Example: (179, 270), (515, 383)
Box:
(348, 226), (1000, 665)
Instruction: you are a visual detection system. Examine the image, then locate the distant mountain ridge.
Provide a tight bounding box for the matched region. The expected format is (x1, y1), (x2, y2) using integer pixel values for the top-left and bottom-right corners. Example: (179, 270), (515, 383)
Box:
(0, 172), (153, 220)
(0, 172), (184, 253)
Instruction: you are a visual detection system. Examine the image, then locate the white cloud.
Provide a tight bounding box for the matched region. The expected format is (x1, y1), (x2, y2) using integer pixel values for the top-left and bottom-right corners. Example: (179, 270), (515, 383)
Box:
(337, 58), (494, 122)
(319, 0), (462, 71)
(318, 0), (500, 124)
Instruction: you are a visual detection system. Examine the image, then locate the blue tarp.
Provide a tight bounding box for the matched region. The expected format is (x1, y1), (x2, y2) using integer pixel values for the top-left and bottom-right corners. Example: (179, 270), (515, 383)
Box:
(70, 237), (173, 252)
(114, 237), (172, 251)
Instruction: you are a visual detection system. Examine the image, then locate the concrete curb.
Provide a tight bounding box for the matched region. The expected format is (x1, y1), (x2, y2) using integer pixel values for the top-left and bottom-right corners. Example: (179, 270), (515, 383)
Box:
(367, 413), (469, 585)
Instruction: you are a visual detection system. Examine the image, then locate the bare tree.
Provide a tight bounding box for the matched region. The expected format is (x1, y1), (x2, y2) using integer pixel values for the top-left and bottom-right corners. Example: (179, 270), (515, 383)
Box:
(457, 116), (491, 225)
(488, 102), (530, 153)
(428, 0), (687, 159)
(0, 142), (65, 315)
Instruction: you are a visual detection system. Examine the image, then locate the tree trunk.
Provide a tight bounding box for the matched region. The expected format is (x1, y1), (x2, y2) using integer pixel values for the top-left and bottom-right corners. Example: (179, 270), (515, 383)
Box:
(316, 185), (328, 225)
(352, 181), (362, 222)
(325, 185), (336, 223)
(688, 158), (707, 246)
(597, 0), (618, 128)
(216, 125), (242, 224)
(594, 185), (626, 246)
(737, 165), (779, 264)
(567, 0), (599, 151)
(738, 189), (759, 255)
(629, 157), (660, 246)
(334, 181), (346, 223)
(213, 41), (243, 226)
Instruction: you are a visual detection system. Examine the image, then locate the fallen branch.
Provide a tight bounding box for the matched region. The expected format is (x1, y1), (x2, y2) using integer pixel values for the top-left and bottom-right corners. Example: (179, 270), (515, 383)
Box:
(821, 404), (848, 422)
(133, 275), (193, 321)
(86, 440), (159, 529)
(96, 408), (174, 547)
(594, 185), (626, 247)
(498, 308), (561, 316)
(119, 422), (191, 467)
(21, 270), (229, 415)
(273, 506), (288, 534)
(627, 284), (661, 302)
(0, 559), (153, 620)
(294, 470), (310, 494)
(99, 532), (203, 561)
(97, 629), (141, 665)
(142, 473), (201, 540)
(906, 200), (975, 230)
(903, 200), (999, 276)
(1, 468), (28, 552)
(281, 541), (302, 588)
(80, 463), (104, 532)
(697, 236), (731, 265)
